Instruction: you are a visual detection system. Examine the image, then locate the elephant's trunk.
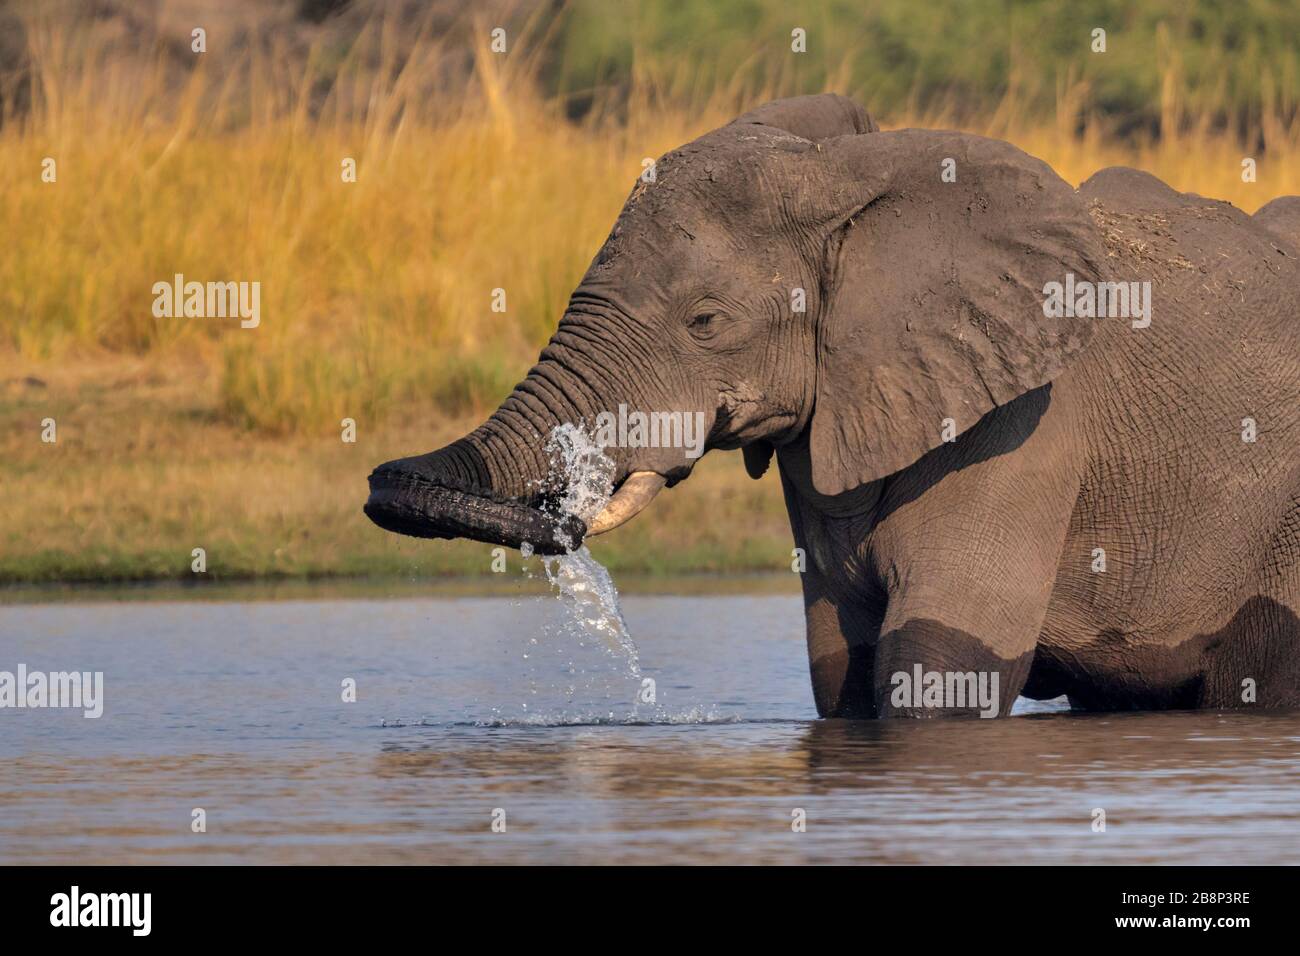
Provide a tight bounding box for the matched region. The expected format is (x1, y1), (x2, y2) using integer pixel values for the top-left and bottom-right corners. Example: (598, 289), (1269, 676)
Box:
(365, 318), (649, 553)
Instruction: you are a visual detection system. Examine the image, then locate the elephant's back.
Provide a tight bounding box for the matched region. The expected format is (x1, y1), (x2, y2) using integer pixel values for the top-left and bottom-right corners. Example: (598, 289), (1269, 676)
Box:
(1079, 166), (1300, 342)
(1074, 167), (1300, 460)
(1054, 169), (1300, 652)
(1254, 196), (1300, 249)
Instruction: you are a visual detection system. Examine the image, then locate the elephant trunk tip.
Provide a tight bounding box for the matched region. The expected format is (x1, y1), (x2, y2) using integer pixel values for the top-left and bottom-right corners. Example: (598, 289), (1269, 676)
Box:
(363, 442), (587, 554)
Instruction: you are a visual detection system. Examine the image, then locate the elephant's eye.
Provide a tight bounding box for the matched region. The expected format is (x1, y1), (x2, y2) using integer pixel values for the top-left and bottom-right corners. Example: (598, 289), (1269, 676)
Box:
(687, 311), (719, 340)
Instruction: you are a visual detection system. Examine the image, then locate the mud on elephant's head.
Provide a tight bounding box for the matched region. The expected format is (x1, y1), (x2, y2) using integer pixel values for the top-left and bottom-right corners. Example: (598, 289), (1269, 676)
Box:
(365, 94), (1104, 552)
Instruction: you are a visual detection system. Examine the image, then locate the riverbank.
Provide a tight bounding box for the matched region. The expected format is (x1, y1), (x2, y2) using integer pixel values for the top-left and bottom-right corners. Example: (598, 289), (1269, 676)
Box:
(0, 357), (796, 585)
(0, 570), (803, 606)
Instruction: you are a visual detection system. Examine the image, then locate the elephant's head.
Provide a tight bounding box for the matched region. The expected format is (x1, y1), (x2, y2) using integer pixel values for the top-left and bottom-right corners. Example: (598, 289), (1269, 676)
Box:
(365, 94), (1103, 552)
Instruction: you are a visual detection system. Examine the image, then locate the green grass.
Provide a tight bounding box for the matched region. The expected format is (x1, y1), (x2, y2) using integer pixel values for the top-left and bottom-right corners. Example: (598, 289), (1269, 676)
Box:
(548, 0), (1300, 138)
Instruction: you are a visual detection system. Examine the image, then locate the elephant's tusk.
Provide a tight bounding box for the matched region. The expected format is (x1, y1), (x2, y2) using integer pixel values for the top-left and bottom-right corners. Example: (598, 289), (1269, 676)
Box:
(585, 471), (667, 536)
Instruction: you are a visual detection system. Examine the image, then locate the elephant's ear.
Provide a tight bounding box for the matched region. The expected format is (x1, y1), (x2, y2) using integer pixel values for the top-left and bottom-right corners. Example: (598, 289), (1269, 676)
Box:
(728, 94), (876, 483)
(807, 129), (1105, 496)
(730, 93), (878, 141)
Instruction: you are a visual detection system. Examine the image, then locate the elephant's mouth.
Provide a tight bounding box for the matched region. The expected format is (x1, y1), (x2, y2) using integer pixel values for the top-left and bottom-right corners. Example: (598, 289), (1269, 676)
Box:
(364, 470), (585, 555)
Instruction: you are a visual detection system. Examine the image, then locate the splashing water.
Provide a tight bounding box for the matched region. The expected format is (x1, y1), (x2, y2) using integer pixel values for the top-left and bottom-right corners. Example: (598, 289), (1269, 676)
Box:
(542, 546), (640, 677)
(534, 424), (640, 676)
(381, 425), (724, 727)
(543, 421), (617, 529)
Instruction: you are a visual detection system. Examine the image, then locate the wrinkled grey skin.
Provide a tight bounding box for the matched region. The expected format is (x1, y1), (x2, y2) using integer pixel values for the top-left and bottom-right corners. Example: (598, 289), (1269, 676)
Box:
(367, 94), (1300, 717)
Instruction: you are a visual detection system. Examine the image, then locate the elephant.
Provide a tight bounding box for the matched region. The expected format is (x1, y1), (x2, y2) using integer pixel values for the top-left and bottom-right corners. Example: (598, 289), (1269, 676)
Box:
(366, 94), (1300, 718)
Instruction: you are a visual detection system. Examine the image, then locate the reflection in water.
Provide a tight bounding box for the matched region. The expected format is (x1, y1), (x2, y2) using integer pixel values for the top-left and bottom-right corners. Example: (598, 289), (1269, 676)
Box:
(3, 594), (1299, 863)
(363, 712), (1300, 864)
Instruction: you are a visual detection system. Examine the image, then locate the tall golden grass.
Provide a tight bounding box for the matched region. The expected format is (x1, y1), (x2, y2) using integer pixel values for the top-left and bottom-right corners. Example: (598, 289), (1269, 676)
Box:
(4, 10), (1297, 437)
(1, 11), (731, 435)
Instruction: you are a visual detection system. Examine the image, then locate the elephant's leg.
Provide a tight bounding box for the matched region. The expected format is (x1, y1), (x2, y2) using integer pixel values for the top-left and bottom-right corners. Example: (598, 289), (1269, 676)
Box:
(867, 445), (1080, 719)
(1197, 594), (1300, 709)
(779, 459), (886, 717)
(1204, 508), (1300, 708)
(872, 611), (1040, 718)
(802, 563), (885, 717)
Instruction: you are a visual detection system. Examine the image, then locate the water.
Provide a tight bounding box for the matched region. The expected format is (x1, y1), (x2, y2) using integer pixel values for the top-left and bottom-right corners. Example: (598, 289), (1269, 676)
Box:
(3, 587), (1300, 864)
(542, 421), (617, 531)
(534, 422), (639, 669)
(539, 547), (641, 678)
